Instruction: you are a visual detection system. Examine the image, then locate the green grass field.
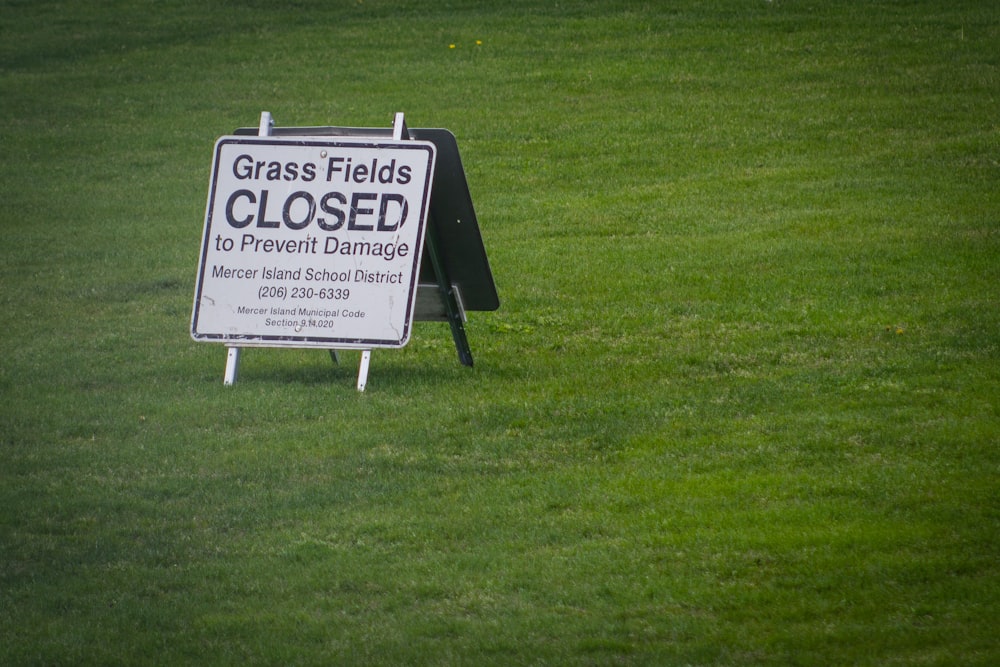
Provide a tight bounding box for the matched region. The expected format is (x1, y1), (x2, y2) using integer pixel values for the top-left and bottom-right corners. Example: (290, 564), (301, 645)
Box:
(2, 1), (998, 664)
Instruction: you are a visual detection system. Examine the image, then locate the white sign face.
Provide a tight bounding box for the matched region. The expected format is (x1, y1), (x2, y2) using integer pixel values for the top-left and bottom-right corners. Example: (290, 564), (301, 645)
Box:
(191, 136), (436, 348)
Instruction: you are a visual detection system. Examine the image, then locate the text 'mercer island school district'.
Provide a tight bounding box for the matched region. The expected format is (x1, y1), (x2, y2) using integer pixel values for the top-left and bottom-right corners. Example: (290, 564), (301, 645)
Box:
(191, 136), (437, 348)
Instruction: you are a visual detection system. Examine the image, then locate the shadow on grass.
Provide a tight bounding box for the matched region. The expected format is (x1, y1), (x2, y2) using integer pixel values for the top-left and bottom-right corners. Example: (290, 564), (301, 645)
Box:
(228, 349), (482, 390)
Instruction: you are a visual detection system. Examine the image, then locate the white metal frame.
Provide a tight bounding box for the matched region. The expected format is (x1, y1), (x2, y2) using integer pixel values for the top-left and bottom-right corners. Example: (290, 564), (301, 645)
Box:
(222, 111), (273, 386)
(222, 111), (410, 392)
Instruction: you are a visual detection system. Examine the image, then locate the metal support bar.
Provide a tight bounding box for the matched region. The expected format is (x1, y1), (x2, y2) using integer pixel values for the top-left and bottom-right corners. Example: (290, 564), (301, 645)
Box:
(357, 350), (372, 392)
(354, 112), (407, 392)
(223, 346), (240, 385)
(426, 224), (474, 367)
(223, 110), (273, 385)
(392, 111), (407, 140)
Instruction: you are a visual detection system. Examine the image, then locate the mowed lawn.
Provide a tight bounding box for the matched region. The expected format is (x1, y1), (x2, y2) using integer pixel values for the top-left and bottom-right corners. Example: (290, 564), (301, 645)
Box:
(1, 1), (998, 665)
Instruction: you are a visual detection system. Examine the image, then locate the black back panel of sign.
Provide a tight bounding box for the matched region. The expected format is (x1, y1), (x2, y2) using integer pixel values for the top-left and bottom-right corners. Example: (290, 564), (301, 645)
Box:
(233, 125), (500, 312)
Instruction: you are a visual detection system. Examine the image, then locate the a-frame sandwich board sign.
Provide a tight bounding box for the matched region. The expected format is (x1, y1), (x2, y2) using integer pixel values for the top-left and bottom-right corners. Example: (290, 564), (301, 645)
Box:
(192, 112), (499, 390)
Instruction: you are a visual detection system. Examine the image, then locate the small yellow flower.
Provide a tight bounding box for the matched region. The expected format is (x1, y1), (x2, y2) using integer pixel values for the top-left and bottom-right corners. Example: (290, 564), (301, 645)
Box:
(449, 44), (456, 49)
(476, 40), (483, 45)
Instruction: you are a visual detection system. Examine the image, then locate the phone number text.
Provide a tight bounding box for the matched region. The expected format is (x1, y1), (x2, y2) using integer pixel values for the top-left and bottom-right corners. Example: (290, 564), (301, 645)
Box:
(258, 286), (351, 301)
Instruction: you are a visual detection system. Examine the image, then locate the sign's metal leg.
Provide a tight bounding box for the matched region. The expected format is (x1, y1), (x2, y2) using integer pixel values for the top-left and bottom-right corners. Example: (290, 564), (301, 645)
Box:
(425, 222), (474, 367)
(340, 110), (403, 393)
(357, 350), (372, 392)
(224, 346), (241, 386)
(222, 110), (274, 386)
(392, 111), (407, 140)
